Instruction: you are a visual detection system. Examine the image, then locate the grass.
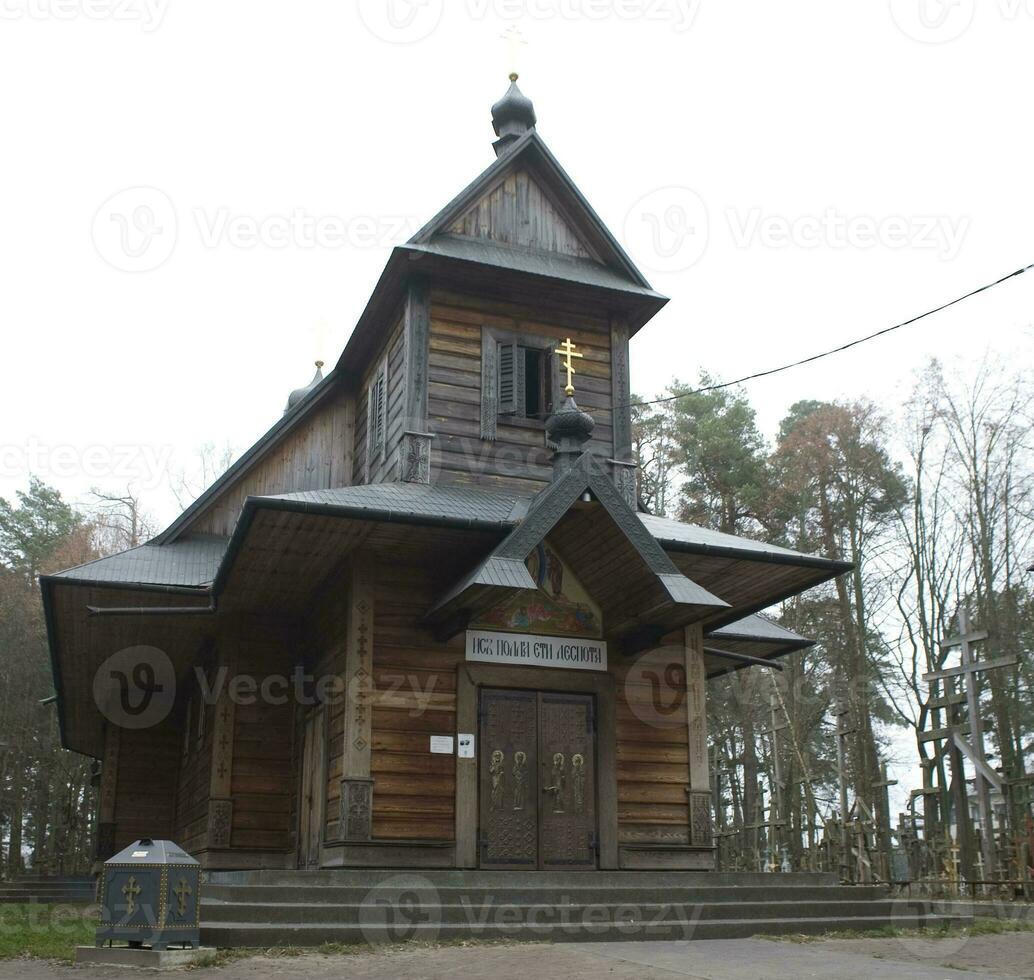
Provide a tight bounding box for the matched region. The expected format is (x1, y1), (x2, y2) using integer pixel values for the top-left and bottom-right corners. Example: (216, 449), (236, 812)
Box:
(758, 917), (1034, 943)
(0, 902), (99, 962)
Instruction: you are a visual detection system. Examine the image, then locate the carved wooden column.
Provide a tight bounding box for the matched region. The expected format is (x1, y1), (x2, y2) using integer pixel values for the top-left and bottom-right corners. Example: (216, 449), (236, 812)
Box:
(340, 555), (376, 840)
(96, 724), (119, 860)
(685, 623), (714, 850)
(206, 642), (237, 851)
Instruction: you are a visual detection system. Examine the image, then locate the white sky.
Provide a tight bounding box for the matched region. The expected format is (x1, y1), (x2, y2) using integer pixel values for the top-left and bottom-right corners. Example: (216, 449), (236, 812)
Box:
(2, 1), (1032, 815)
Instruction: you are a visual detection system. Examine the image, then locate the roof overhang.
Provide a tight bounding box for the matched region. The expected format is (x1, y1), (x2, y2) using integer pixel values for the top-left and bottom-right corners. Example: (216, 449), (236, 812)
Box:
(424, 453), (728, 648)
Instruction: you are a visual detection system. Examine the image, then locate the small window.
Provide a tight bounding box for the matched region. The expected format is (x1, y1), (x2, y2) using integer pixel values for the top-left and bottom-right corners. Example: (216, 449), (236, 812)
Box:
(523, 347), (547, 419)
(481, 328), (559, 440)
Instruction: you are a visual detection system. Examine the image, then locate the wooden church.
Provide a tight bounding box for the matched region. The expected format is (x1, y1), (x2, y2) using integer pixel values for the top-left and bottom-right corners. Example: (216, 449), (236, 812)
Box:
(43, 77), (848, 874)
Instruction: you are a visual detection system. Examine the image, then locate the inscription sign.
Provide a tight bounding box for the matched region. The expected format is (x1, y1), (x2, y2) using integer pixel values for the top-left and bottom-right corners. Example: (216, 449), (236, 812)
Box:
(465, 630), (607, 672)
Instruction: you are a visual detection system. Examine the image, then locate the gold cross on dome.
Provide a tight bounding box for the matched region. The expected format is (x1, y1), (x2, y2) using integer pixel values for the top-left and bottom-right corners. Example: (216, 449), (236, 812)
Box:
(555, 338), (583, 396)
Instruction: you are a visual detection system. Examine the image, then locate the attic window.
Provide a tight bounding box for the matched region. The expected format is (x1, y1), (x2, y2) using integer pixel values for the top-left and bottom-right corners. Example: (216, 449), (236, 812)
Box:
(481, 328), (559, 440)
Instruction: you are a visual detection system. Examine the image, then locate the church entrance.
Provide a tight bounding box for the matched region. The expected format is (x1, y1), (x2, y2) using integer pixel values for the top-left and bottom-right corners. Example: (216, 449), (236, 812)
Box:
(478, 688), (597, 870)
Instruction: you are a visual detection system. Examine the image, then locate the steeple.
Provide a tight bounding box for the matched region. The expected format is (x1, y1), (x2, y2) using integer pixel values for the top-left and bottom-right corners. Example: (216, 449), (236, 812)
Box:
(491, 73), (536, 157)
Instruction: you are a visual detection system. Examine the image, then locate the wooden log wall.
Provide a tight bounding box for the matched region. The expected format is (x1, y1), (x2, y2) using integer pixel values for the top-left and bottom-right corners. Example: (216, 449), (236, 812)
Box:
(185, 388), (354, 538)
(113, 724), (179, 851)
(427, 288), (615, 495)
(612, 636), (693, 847)
(353, 313), (406, 486)
(174, 691), (213, 854)
(370, 560), (461, 841)
(302, 568), (350, 844)
(227, 619), (295, 853)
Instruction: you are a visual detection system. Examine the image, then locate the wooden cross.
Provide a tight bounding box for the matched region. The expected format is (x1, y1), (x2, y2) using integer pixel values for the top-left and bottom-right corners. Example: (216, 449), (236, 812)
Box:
(122, 875), (141, 916)
(924, 609), (1014, 889)
(555, 338), (583, 396)
(500, 25), (528, 78)
(833, 701), (855, 880)
(173, 877), (192, 916)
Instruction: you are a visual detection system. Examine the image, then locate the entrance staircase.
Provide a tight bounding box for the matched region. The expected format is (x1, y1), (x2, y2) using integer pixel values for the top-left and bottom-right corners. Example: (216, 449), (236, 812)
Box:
(200, 870), (970, 947)
(0, 874), (95, 904)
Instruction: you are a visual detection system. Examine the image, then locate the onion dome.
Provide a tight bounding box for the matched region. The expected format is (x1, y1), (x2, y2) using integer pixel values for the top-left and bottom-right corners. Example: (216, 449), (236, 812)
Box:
(284, 361), (324, 414)
(545, 392), (595, 450)
(491, 74), (536, 156)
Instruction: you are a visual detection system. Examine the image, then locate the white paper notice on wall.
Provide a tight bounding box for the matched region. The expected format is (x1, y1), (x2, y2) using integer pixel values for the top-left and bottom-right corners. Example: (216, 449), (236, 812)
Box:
(457, 733), (475, 759)
(429, 735), (454, 755)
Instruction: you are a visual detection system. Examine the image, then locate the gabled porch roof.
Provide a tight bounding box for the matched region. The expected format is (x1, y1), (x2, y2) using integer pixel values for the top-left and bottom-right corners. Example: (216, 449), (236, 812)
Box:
(424, 452), (727, 643)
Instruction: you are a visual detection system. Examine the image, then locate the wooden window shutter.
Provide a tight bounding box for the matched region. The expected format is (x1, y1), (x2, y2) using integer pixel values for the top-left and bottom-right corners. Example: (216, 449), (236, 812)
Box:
(497, 339), (518, 416)
(365, 383), (375, 481)
(375, 367), (387, 458)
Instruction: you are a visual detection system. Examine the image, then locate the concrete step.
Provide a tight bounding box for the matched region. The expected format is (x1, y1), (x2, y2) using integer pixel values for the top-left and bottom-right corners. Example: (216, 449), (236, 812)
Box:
(200, 912), (971, 947)
(201, 898), (937, 926)
(202, 883), (889, 907)
(208, 870), (841, 889)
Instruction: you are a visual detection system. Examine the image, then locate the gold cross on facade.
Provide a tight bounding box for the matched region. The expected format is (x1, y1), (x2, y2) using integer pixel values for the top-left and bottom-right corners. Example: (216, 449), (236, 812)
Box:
(122, 875), (141, 916)
(173, 877), (192, 916)
(555, 338), (583, 396)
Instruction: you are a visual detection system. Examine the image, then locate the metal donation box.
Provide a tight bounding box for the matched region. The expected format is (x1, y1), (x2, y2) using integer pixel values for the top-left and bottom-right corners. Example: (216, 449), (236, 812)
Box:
(97, 839), (201, 950)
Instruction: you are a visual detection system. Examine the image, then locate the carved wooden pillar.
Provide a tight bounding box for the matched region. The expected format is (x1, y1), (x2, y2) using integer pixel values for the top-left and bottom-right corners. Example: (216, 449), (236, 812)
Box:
(685, 624), (714, 851)
(206, 641), (237, 851)
(96, 724), (119, 860)
(340, 555), (376, 840)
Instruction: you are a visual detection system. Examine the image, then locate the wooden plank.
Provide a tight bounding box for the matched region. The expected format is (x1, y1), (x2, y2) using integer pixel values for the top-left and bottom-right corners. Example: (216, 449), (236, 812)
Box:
(923, 656), (1016, 682)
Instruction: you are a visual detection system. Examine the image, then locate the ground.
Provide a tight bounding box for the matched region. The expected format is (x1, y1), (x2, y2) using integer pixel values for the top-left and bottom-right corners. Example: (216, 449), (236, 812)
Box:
(2, 905), (1033, 979)
(1, 934), (1034, 980)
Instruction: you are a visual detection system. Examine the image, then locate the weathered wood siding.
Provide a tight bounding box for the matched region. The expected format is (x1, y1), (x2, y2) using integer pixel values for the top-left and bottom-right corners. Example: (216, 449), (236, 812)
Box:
(185, 388), (354, 538)
(174, 702), (213, 854)
(428, 289), (615, 494)
(370, 561), (460, 840)
(447, 168), (598, 262)
(113, 724), (179, 851)
(302, 570), (349, 844)
(228, 621), (295, 853)
(353, 313), (407, 486)
(612, 641), (692, 847)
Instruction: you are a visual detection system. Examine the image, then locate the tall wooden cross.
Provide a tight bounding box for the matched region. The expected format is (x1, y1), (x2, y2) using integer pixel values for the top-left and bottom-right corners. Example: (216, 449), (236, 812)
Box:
(761, 693), (788, 862)
(924, 608), (1014, 887)
(833, 700), (856, 880)
(555, 338), (583, 396)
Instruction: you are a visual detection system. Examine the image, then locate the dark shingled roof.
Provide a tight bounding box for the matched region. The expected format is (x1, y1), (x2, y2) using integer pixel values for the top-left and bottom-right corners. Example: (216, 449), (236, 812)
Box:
(49, 534), (227, 588)
(707, 613), (810, 646)
(45, 484), (845, 592)
(403, 239), (666, 300)
(261, 483), (531, 527)
(640, 513), (848, 570)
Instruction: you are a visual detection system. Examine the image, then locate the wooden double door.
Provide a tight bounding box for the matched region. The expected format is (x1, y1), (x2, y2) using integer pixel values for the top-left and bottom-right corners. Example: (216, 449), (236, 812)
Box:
(478, 688), (597, 870)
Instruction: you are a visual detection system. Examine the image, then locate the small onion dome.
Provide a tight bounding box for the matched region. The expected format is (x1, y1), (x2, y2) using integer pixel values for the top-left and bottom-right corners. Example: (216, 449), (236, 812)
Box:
(491, 73), (536, 150)
(285, 361), (324, 414)
(545, 394), (595, 449)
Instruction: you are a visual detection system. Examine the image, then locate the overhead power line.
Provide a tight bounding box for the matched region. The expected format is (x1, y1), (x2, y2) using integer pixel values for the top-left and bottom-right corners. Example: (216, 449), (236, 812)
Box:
(622, 262), (1034, 413)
